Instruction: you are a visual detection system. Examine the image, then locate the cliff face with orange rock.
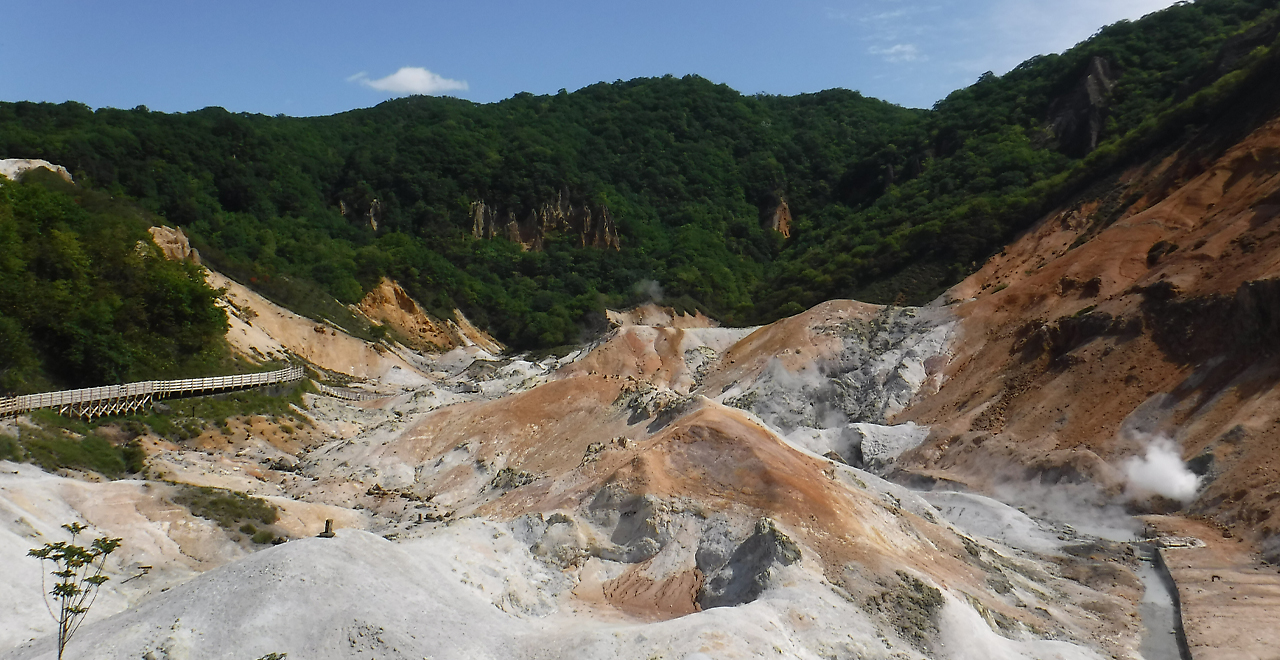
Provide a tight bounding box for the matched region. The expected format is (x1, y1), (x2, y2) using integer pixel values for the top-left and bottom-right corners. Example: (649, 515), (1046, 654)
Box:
(355, 277), (504, 354)
(470, 191), (621, 251)
(895, 95), (1280, 559)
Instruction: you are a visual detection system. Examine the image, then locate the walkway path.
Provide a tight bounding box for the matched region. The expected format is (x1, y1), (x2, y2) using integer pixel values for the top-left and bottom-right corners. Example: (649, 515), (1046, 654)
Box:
(0, 366), (306, 420)
(1147, 515), (1280, 660)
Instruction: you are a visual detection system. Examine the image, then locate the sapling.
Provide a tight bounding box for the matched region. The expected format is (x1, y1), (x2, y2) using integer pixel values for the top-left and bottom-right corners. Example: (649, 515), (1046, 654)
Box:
(28, 522), (122, 660)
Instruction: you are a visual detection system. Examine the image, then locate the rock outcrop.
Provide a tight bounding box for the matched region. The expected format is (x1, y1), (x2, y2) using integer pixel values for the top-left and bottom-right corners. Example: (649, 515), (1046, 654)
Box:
(356, 278), (504, 354)
(1047, 56), (1116, 157)
(147, 225), (202, 263)
(763, 199), (793, 238)
(605, 304), (719, 329)
(471, 191), (620, 251)
(356, 278), (458, 351)
(0, 158), (73, 183)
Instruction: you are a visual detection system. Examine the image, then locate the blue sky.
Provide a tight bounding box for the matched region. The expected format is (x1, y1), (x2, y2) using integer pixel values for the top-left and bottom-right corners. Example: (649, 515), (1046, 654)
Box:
(4, 0), (1180, 117)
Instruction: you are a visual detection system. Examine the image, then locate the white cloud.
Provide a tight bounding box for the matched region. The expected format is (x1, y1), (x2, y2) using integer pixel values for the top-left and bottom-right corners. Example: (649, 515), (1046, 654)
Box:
(349, 67), (468, 96)
(869, 44), (924, 63)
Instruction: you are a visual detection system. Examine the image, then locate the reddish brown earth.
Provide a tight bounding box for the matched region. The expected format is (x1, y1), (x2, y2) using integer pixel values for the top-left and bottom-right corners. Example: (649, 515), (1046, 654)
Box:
(1145, 515), (1280, 660)
(334, 322), (1136, 653)
(898, 112), (1280, 551)
(356, 277), (504, 354)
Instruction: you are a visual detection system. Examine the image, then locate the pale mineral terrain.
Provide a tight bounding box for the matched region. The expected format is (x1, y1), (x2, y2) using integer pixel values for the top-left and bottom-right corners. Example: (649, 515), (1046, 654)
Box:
(0, 281), (1157, 660)
(6, 107), (1280, 659)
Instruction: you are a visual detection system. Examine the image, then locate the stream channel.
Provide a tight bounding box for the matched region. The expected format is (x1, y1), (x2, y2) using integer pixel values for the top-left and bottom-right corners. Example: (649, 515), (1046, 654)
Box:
(918, 490), (1187, 660)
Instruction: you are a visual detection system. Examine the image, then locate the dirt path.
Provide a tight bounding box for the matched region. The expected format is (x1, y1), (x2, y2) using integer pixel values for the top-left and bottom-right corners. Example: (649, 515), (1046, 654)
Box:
(1147, 516), (1280, 660)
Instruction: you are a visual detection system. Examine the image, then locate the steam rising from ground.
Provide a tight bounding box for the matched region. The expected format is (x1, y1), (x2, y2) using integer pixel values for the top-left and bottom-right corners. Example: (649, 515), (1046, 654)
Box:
(1122, 436), (1200, 503)
(992, 480), (1139, 542)
(634, 279), (663, 303)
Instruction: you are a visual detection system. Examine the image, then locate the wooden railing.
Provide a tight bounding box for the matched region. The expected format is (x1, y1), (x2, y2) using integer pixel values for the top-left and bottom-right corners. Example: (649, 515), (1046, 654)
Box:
(0, 366), (306, 420)
(311, 382), (387, 402)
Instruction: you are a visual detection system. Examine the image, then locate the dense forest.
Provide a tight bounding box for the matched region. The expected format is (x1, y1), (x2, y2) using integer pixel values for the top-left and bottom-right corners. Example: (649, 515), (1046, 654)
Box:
(0, 170), (227, 392)
(1, 0), (1278, 384)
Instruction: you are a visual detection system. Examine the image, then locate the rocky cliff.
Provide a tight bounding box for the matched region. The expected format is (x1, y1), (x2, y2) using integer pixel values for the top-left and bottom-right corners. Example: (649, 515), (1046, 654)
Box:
(147, 225), (202, 263)
(356, 277), (504, 354)
(1047, 56), (1116, 157)
(0, 158), (74, 183)
(897, 93), (1280, 560)
(763, 198), (793, 238)
(470, 191), (620, 251)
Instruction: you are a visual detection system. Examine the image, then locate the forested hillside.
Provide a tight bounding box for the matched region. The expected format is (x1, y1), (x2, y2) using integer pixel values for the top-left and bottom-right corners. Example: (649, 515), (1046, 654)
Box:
(2, 0), (1277, 352)
(0, 170), (227, 393)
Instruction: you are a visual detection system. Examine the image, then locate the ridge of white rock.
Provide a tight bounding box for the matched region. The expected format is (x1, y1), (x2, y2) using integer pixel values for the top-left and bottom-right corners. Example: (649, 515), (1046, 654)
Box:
(0, 159), (73, 183)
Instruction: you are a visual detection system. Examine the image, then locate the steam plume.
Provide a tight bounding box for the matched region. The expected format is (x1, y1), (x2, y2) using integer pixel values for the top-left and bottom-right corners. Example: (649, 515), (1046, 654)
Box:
(635, 279), (663, 303)
(1122, 436), (1199, 503)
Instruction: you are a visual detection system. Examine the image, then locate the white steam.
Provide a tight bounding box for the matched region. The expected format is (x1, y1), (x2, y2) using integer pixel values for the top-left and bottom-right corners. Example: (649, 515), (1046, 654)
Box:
(1122, 437), (1200, 503)
(635, 279), (664, 303)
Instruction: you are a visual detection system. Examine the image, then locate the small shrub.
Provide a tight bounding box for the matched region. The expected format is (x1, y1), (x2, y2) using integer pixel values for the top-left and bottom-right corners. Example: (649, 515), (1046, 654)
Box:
(251, 530), (275, 544)
(174, 485), (278, 529)
(28, 523), (122, 660)
(18, 427), (131, 477)
(121, 440), (147, 473)
(0, 434), (21, 462)
(239, 523), (257, 535)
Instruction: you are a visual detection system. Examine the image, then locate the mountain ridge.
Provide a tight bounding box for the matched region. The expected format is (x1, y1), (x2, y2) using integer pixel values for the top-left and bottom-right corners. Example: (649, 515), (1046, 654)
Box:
(3, 0), (1276, 353)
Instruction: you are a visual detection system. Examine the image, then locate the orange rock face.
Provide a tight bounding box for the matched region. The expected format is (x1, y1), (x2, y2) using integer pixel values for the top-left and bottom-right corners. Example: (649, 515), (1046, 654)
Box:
(765, 199), (793, 238)
(356, 277), (504, 354)
(897, 113), (1280, 550)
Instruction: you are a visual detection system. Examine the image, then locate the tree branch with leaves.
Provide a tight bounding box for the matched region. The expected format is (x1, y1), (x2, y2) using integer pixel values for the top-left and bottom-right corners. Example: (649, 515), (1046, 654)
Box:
(28, 522), (122, 660)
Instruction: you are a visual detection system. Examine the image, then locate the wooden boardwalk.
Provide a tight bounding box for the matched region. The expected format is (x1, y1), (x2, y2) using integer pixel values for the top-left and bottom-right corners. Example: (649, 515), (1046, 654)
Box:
(311, 382), (387, 402)
(0, 366), (306, 420)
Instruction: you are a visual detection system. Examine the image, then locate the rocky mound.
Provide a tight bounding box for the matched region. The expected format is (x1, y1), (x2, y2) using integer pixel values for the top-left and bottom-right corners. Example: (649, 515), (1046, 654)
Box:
(356, 277), (504, 354)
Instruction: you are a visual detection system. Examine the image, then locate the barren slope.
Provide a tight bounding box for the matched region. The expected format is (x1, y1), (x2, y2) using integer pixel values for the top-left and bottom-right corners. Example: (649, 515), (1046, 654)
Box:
(898, 108), (1280, 556)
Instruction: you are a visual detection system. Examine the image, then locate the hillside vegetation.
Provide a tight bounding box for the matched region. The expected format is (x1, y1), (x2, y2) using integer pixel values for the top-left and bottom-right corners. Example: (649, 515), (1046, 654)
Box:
(0, 171), (227, 393)
(2, 0), (1278, 351)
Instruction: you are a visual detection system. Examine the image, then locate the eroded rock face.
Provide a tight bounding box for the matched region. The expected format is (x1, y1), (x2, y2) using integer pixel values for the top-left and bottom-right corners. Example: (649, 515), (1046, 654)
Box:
(0, 158), (74, 183)
(1048, 56), (1115, 157)
(898, 109), (1280, 548)
(1140, 278), (1280, 365)
(697, 517), (801, 608)
(355, 278), (504, 354)
(605, 304), (719, 329)
(720, 305), (956, 431)
(470, 191), (620, 251)
(763, 199), (793, 238)
(147, 225), (202, 263)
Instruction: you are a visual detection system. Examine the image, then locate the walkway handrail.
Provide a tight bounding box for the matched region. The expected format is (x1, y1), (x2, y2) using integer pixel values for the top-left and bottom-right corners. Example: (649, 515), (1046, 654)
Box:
(0, 366), (305, 419)
(311, 381), (387, 402)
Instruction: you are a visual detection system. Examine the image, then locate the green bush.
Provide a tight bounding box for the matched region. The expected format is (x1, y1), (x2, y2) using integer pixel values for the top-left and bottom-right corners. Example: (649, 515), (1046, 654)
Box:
(14, 426), (138, 477)
(0, 434), (20, 462)
(173, 484), (278, 529)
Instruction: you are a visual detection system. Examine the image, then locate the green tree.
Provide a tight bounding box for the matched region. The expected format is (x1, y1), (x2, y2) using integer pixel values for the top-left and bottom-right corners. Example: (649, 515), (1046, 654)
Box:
(27, 522), (123, 660)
